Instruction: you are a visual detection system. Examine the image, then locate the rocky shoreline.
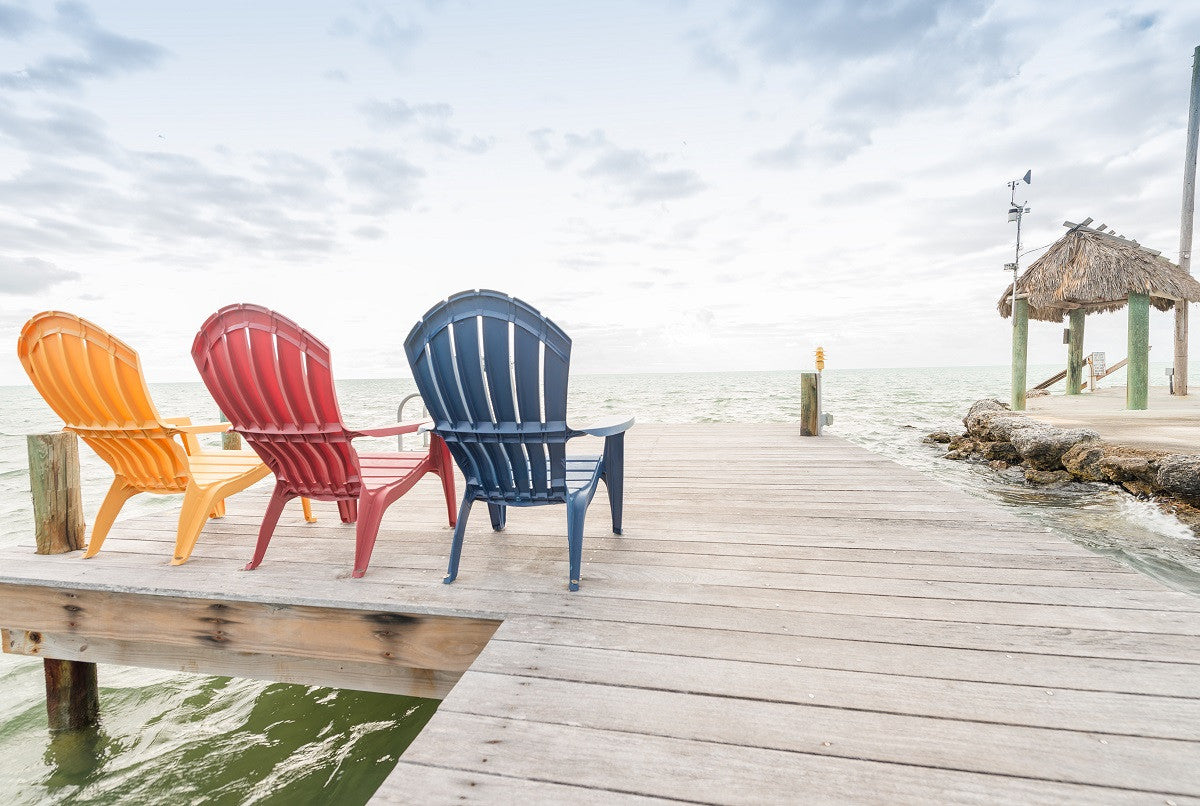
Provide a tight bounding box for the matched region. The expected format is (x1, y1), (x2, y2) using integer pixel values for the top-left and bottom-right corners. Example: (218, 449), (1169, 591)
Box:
(928, 399), (1200, 534)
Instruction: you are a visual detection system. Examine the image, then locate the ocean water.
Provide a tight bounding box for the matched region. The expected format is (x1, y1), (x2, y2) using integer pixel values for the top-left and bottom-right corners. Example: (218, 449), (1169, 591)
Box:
(1, 367), (1197, 803)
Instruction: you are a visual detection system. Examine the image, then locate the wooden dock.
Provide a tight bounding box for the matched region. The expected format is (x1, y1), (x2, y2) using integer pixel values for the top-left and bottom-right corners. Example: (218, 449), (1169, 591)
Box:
(2, 424), (1198, 804)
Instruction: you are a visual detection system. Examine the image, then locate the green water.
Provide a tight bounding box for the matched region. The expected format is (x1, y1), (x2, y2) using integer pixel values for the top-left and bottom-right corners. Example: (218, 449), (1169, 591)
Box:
(0, 662), (436, 805)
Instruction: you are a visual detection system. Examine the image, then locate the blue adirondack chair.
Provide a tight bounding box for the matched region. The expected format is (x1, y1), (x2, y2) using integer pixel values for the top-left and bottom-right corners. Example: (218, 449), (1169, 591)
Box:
(404, 290), (634, 591)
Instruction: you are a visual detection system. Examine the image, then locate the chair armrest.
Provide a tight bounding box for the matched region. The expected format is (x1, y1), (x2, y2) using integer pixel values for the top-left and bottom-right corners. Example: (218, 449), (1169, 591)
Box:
(351, 420), (431, 439)
(570, 414), (635, 437)
(173, 422), (233, 434)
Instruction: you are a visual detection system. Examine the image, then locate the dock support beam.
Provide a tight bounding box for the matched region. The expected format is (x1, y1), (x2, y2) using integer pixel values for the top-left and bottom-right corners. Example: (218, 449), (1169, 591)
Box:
(800, 372), (821, 436)
(1011, 298), (1029, 411)
(1127, 293), (1150, 410)
(1066, 310), (1085, 395)
(27, 432), (100, 732)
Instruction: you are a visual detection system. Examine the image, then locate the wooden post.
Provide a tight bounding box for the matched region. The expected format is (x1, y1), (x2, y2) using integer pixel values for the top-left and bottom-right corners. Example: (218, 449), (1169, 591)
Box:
(1011, 298), (1029, 411)
(1066, 310), (1085, 395)
(27, 432), (100, 731)
(1175, 45), (1200, 395)
(43, 656), (100, 732)
(219, 411), (241, 451)
(800, 372), (821, 436)
(27, 433), (85, 554)
(1127, 293), (1150, 410)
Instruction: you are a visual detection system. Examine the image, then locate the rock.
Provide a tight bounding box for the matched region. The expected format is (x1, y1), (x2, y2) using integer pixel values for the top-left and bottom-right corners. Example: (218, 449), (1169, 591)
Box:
(1121, 480), (1156, 497)
(1010, 426), (1100, 470)
(979, 441), (1020, 464)
(988, 460), (1011, 471)
(924, 430), (956, 444)
(1156, 456), (1200, 501)
(943, 450), (968, 461)
(1026, 388), (1049, 397)
(1024, 468), (1073, 485)
(1061, 442), (1106, 482)
(1099, 455), (1155, 485)
(966, 410), (1038, 442)
(964, 399), (1008, 423)
(948, 435), (978, 454)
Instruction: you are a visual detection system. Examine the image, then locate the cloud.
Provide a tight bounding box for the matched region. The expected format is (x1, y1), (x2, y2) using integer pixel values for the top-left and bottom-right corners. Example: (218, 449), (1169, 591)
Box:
(691, 37), (739, 81)
(323, 68), (349, 83)
(752, 124), (872, 167)
(739, 0), (1015, 155)
(331, 9), (421, 69)
(0, 100), (113, 157)
(337, 148), (425, 212)
(1, 2), (167, 91)
(0, 3), (38, 39)
(530, 129), (705, 204)
(0, 256), (79, 293)
(360, 97), (491, 152)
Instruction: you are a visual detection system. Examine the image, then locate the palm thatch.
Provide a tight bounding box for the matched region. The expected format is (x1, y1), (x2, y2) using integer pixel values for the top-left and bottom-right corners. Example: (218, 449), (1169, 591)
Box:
(997, 223), (1200, 323)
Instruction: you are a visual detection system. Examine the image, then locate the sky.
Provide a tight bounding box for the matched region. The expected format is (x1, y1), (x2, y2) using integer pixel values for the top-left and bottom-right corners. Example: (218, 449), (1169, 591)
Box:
(2, 0), (1200, 384)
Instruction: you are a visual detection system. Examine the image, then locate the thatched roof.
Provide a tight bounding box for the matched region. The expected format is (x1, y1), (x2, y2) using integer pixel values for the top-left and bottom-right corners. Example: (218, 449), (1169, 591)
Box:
(998, 221), (1200, 323)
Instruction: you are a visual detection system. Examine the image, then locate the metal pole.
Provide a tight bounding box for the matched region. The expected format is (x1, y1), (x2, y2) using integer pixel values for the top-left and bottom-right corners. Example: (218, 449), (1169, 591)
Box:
(1175, 45), (1200, 395)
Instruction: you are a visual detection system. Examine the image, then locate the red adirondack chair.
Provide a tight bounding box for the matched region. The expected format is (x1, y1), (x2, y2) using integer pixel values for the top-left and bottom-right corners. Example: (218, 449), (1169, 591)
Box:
(191, 304), (457, 577)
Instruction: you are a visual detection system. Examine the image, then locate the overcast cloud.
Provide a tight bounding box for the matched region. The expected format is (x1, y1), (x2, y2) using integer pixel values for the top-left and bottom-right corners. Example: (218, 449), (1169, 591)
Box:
(1, 0), (1199, 383)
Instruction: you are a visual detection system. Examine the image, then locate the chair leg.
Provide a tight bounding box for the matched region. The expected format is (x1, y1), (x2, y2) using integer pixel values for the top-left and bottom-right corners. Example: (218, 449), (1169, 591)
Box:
(603, 433), (625, 535)
(209, 499), (226, 519)
(301, 497), (316, 523)
(172, 483), (222, 565)
(245, 484), (293, 570)
(352, 494), (387, 579)
(444, 496), (474, 584)
(433, 437), (457, 526)
(487, 503), (506, 531)
(566, 496), (588, 592)
(337, 499), (358, 523)
(82, 479), (137, 559)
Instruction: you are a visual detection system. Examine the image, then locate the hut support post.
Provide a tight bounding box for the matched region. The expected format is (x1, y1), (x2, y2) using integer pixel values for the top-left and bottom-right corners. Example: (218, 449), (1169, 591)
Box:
(27, 432), (100, 732)
(1127, 293), (1150, 410)
(1066, 310), (1085, 395)
(1011, 298), (1029, 411)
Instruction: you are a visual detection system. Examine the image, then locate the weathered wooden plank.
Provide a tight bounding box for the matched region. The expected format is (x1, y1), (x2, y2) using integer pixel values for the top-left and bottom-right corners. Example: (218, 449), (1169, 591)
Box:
(0, 584), (499, 677)
(3, 630), (457, 699)
(20, 549), (1199, 634)
(467, 641), (1200, 739)
(440, 672), (1200, 795)
(397, 712), (1161, 805)
(492, 616), (1199, 696)
(374, 763), (682, 805)
(94, 530), (1164, 589)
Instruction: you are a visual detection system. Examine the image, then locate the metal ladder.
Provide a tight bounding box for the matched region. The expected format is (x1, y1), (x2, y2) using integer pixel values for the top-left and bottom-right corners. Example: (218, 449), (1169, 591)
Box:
(396, 393), (429, 450)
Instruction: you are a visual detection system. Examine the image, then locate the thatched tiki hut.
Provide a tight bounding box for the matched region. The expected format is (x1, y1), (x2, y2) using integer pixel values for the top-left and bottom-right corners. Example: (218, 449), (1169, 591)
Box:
(999, 219), (1200, 410)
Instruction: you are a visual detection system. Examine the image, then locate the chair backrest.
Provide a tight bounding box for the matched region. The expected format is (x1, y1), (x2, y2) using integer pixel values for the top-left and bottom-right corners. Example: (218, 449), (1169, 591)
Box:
(17, 311), (191, 492)
(191, 304), (361, 498)
(404, 290), (573, 504)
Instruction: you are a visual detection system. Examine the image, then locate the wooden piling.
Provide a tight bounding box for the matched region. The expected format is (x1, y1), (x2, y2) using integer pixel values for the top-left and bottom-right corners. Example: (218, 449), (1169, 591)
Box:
(1066, 310), (1085, 395)
(1127, 292), (1150, 410)
(1011, 298), (1029, 411)
(27, 433), (85, 554)
(27, 432), (100, 731)
(43, 656), (100, 733)
(800, 372), (820, 436)
(1174, 45), (1200, 395)
(219, 412), (241, 451)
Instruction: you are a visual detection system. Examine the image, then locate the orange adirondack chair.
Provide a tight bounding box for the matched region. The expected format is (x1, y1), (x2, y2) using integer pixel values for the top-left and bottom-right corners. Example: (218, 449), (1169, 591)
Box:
(17, 311), (311, 564)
